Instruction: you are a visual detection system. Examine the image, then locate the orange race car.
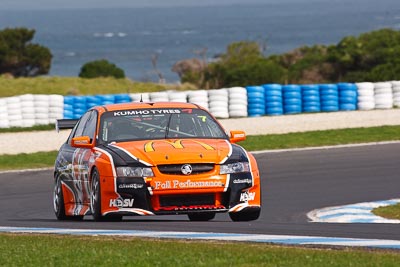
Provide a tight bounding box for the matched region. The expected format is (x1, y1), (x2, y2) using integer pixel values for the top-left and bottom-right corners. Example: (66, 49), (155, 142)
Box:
(53, 102), (261, 221)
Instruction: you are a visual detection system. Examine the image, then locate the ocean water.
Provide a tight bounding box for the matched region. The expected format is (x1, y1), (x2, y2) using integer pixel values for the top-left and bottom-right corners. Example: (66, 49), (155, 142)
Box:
(0, 0), (400, 82)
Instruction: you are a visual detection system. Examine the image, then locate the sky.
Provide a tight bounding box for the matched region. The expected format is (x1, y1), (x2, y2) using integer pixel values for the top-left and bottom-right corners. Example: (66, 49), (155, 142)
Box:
(0, 0), (331, 10)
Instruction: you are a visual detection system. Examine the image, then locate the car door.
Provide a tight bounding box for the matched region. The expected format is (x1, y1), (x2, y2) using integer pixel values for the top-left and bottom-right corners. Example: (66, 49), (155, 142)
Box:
(56, 110), (97, 210)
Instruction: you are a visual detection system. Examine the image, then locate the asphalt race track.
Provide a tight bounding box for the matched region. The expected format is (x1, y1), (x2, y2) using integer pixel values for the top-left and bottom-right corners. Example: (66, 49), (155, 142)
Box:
(1, 143), (399, 240)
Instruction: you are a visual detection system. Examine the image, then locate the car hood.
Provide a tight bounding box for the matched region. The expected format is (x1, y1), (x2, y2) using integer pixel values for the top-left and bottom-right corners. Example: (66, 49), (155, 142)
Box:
(109, 139), (232, 165)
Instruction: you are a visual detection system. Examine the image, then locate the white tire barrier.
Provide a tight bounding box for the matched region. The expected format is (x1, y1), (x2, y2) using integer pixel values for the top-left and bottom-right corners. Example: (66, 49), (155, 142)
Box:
(374, 82), (393, 109)
(150, 91), (169, 102)
(129, 93), (150, 102)
(187, 90), (209, 110)
(228, 87), (247, 118)
(391, 81), (400, 107)
(168, 91), (188, 103)
(356, 82), (375, 110)
(208, 89), (229, 119)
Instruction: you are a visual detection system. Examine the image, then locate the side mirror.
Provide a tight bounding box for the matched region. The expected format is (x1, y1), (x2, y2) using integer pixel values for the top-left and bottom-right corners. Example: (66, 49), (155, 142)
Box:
(71, 136), (94, 149)
(229, 130), (246, 143)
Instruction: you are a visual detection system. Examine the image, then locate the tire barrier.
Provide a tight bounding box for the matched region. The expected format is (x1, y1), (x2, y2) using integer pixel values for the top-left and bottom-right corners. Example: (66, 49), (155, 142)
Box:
(246, 86), (265, 117)
(338, 83), (357, 111)
(129, 93), (150, 102)
(228, 87), (248, 118)
(356, 82), (375, 110)
(282, 85), (302, 114)
(263, 84), (283, 116)
(320, 84), (339, 112)
(1, 81), (400, 129)
(301, 84), (320, 113)
(208, 89), (229, 119)
(374, 82), (393, 109)
(187, 90), (209, 110)
(168, 91), (188, 103)
(392, 81), (400, 108)
(150, 91), (169, 102)
(0, 94), (64, 128)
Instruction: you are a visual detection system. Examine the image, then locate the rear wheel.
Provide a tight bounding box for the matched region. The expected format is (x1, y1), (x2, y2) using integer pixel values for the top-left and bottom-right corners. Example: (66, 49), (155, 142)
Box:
(90, 169), (122, 222)
(187, 212), (215, 221)
(229, 209), (260, 222)
(53, 176), (83, 221)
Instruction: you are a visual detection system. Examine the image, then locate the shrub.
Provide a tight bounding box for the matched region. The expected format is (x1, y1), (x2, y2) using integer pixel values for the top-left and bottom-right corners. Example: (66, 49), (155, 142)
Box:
(79, 59), (125, 79)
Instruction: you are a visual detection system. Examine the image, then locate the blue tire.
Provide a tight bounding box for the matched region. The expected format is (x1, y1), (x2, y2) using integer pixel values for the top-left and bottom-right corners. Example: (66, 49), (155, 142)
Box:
(338, 83), (357, 91)
(284, 98), (302, 105)
(246, 86), (264, 94)
(265, 95), (282, 102)
(319, 84), (338, 91)
(248, 103), (265, 110)
(321, 105), (339, 112)
(339, 97), (357, 104)
(248, 98), (265, 106)
(265, 102), (283, 108)
(73, 103), (87, 110)
(321, 100), (339, 106)
(302, 90), (319, 97)
(303, 101), (320, 107)
(248, 108), (265, 116)
(303, 106), (321, 113)
(263, 84), (282, 90)
(266, 107), (283, 115)
(264, 90), (282, 97)
(73, 96), (87, 104)
(63, 110), (74, 119)
(303, 95), (320, 102)
(247, 92), (265, 99)
(283, 91), (302, 99)
(63, 96), (74, 105)
(339, 103), (357, 111)
(320, 95), (339, 101)
(283, 85), (301, 93)
(284, 105), (302, 114)
(339, 90), (357, 98)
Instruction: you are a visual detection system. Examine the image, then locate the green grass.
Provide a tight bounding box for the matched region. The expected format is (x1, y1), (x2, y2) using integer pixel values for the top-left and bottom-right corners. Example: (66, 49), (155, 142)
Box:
(0, 76), (196, 97)
(0, 151), (58, 170)
(1, 125), (400, 171)
(239, 125), (400, 151)
(0, 124), (54, 133)
(372, 203), (400, 220)
(0, 234), (399, 267)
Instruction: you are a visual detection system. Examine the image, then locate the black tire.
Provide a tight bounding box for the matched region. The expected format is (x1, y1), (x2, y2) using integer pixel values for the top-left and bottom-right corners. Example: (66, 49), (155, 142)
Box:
(90, 168), (123, 222)
(90, 168), (103, 221)
(187, 212), (215, 221)
(53, 176), (83, 221)
(229, 209), (260, 222)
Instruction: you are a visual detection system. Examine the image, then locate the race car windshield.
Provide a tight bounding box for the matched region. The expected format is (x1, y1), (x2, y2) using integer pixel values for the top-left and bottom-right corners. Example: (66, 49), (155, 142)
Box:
(99, 108), (228, 143)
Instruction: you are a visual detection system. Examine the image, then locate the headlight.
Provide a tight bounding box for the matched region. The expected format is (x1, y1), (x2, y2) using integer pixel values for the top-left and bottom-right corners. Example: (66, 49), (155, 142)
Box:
(220, 162), (250, 174)
(116, 167), (154, 177)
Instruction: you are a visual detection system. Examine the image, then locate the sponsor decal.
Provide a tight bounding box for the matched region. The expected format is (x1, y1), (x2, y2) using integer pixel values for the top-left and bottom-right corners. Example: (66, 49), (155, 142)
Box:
(114, 109), (181, 116)
(118, 183), (144, 189)
(109, 198), (134, 208)
(144, 139), (215, 152)
(181, 164), (192, 175)
(154, 179), (223, 189)
(240, 192), (256, 202)
(233, 178), (252, 184)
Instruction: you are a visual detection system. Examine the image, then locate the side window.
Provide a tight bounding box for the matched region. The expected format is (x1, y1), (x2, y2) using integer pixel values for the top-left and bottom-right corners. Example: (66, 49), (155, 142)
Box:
(67, 112), (91, 145)
(82, 111), (98, 141)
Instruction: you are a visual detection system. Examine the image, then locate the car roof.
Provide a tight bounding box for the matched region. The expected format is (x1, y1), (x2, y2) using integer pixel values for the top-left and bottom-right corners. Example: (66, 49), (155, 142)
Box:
(96, 101), (203, 112)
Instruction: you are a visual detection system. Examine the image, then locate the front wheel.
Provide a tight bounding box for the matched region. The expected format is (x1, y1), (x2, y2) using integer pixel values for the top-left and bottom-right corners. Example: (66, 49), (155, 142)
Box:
(90, 169), (122, 222)
(187, 212), (215, 221)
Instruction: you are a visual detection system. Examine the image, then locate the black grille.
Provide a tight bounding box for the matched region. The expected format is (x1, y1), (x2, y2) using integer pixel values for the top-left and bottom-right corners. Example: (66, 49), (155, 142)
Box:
(158, 164), (214, 175)
(159, 194), (214, 207)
